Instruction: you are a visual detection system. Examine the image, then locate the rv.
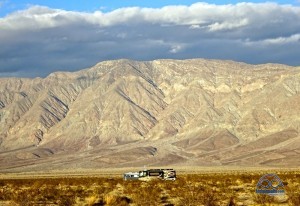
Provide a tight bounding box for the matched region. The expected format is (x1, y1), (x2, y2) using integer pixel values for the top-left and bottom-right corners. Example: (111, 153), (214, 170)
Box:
(123, 172), (139, 180)
(124, 169), (176, 181)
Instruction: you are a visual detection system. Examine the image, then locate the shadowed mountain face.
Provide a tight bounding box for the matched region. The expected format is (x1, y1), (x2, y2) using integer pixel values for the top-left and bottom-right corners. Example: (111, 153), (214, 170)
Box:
(0, 59), (299, 171)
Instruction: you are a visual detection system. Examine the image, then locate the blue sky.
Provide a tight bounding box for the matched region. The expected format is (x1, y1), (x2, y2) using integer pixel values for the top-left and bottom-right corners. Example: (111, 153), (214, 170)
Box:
(0, 1), (300, 77)
(1, 0), (299, 16)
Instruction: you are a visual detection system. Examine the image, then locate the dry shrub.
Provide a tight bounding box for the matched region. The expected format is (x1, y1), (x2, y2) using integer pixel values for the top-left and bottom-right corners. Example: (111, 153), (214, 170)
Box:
(122, 179), (163, 205)
(104, 193), (130, 206)
(253, 193), (275, 206)
(10, 189), (32, 206)
(289, 193), (300, 206)
(287, 184), (300, 206)
(104, 193), (118, 205)
(85, 195), (102, 205)
(227, 196), (236, 206)
(179, 185), (218, 206)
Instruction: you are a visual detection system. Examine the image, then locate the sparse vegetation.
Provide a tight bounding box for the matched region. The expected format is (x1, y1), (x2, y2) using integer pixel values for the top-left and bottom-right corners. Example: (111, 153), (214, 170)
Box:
(0, 170), (299, 205)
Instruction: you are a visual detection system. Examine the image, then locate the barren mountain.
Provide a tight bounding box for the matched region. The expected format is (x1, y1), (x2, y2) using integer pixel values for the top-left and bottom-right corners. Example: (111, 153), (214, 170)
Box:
(0, 59), (299, 171)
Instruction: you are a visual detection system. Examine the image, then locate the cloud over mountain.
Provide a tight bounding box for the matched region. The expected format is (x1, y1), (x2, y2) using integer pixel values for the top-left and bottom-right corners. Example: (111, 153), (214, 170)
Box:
(0, 2), (300, 77)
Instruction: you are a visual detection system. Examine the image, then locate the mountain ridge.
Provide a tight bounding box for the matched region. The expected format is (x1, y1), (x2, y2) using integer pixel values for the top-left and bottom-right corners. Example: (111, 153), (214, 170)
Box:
(0, 58), (299, 171)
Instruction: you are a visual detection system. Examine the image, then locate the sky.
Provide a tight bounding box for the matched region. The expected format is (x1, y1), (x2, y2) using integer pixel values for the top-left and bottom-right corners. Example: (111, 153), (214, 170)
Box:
(0, 1), (300, 77)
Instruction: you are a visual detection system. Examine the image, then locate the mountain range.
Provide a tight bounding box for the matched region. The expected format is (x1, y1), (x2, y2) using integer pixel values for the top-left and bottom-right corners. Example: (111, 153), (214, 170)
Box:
(0, 59), (299, 172)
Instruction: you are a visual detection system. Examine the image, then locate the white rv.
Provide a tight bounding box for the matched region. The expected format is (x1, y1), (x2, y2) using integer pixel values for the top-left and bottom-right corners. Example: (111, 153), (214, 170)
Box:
(124, 169), (176, 181)
(123, 172), (139, 180)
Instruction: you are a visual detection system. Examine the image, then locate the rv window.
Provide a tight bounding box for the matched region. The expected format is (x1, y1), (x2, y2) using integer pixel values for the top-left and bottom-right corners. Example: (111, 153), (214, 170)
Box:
(149, 172), (160, 176)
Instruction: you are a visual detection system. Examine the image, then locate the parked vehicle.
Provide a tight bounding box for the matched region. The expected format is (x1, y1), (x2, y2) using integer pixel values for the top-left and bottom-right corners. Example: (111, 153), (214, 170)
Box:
(124, 169), (176, 181)
(123, 172), (139, 180)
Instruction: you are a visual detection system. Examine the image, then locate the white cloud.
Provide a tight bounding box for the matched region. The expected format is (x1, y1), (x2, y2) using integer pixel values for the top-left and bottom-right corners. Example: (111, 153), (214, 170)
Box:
(2, 3), (299, 30)
(208, 19), (249, 31)
(263, 34), (300, 44)
(169, 44), (185, 53)
(0, 2), (300, 77)
(245, 34), (300, 46)
(189, 24), (201, 29)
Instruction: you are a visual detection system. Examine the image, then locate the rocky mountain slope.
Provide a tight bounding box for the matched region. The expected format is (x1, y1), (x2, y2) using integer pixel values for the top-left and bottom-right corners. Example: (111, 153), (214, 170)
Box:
(0, 59), (299, 171)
